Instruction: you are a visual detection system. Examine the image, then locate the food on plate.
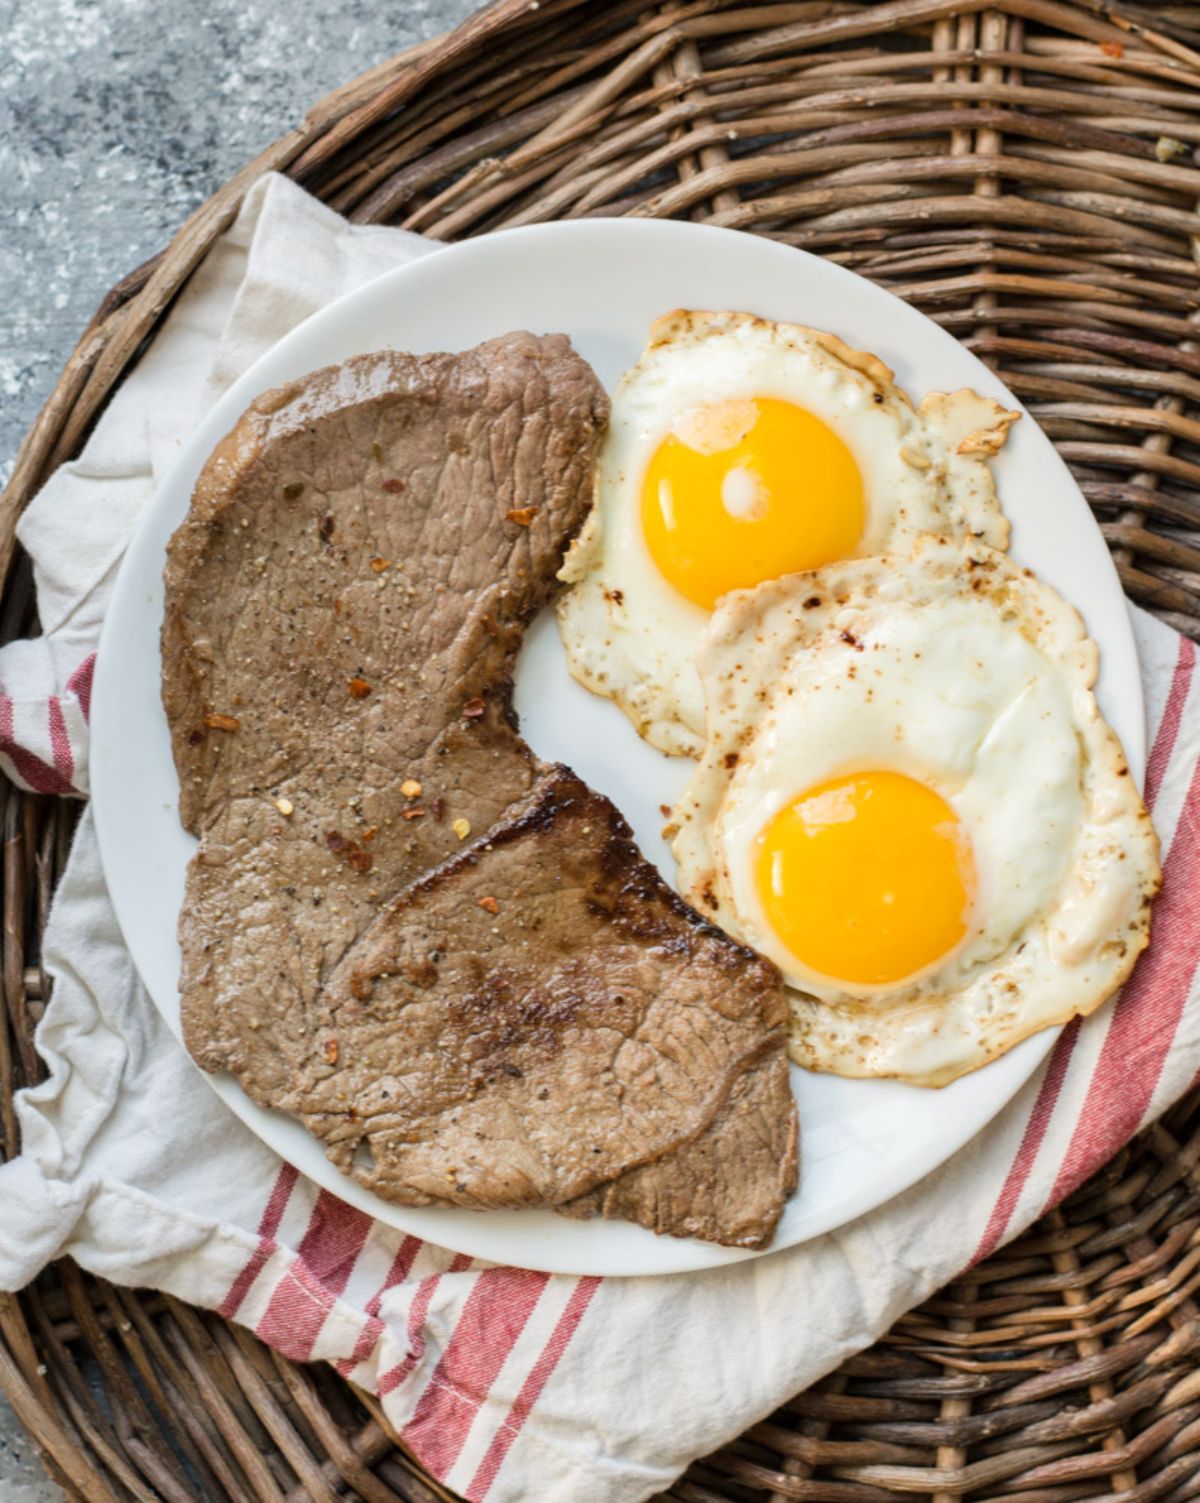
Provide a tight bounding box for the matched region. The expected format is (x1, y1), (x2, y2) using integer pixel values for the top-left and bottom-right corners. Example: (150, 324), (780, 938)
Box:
(670, 535), (1161, 1088)
(319, 769), (797, 1247)
(557, 310), (1019, 755)
(162, 333), (798, 1248)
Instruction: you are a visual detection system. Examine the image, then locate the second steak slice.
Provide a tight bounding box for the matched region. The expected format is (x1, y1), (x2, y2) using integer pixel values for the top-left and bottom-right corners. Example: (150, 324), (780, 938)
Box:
(305, 770), (795, 1246)
(163, 332), (797, 1247)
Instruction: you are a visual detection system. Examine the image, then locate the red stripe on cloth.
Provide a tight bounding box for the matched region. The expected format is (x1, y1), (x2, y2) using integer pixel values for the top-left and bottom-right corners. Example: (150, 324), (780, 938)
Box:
(294, 1190), (375, 1293)
(217, 1162), (299, 1320)
(0, 694), (74, 795)
(253, 1189), (374, 1360)
(366, 1236), (424, 1316)
(217, 1239), (278, 1322)
(336, 1317), (387, 1380)
(468, 1276), (601, 1500)
(401, 1268), (550, 1483)
(66, 653), (96, 720)
(969, 1020), (1080, 1266)
(1048, 754), (1200, 1207)
(260, 1163), (300, 1238)
(378, 1253), (473, 1398)
(1144, 637), (1196, 810)
(254, 1258), (344, 1362)
(48, 698), (73, 784)
(335, 1234), (425, 1378)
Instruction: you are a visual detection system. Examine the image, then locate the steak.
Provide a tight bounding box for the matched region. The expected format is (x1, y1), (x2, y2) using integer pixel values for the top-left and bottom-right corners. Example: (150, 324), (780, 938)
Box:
(560, 1041), (799, 1246)
(303, 769), (796, 1236)
(163, 333), (797, 1247)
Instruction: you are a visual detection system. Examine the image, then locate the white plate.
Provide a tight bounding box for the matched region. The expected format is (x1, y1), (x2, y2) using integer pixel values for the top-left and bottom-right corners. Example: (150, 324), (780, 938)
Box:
(91, 219), (1145, 1277)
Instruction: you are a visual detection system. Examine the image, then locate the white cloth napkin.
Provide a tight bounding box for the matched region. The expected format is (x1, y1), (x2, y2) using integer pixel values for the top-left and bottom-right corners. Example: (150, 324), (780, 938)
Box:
(2, 174), (1198, 1503)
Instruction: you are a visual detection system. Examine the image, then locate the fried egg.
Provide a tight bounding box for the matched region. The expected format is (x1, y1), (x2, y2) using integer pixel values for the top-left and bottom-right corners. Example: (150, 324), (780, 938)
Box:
(671, 536), (1160, 1087)
(557, 311), (1018, 756)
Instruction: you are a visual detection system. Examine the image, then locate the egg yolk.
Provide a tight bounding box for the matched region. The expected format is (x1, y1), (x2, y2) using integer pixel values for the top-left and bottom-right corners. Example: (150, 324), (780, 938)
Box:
(641, 397), (865, 610)
(753, 770), (973, 987)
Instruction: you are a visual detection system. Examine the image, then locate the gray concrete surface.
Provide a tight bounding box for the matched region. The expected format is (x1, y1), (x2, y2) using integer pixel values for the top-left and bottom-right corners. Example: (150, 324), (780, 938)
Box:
(0, 1391), (60, 1503)
(0, 2), (478, 1493)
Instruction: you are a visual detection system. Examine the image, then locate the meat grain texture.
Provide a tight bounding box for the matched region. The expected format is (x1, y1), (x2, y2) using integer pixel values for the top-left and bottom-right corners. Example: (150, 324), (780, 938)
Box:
(162, 333), (798, 1248)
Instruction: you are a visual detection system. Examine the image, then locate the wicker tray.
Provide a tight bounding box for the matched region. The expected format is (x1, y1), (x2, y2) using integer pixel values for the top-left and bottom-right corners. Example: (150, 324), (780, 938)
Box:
(4, 1), (1200, 1498)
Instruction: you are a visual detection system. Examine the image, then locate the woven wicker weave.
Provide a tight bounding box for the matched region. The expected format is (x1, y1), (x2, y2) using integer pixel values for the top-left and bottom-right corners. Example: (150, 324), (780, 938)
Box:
(3, 1), (1200, 1499)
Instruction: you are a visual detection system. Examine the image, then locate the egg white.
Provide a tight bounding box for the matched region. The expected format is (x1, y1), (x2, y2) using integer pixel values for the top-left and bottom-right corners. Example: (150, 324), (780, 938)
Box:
(671, 536), (1161, 1087)
(557, 310), (1018, 756)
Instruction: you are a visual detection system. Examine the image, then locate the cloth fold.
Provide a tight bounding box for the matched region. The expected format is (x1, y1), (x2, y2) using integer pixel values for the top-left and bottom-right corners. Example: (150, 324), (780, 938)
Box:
(2, 173), (1198, 1503)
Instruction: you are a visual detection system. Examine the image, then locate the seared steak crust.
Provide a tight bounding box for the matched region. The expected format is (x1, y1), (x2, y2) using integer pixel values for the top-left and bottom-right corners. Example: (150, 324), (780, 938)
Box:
(303, 769), (793, 1235)
(163, 333), (797, 1248)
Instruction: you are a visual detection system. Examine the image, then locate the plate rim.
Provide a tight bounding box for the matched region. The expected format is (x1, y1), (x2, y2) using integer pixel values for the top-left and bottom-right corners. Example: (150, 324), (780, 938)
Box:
(90, 215), (1144, 1277)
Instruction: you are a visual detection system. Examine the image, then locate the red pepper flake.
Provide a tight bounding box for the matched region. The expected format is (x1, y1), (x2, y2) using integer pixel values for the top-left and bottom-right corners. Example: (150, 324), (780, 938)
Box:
(401, 806), (426, 821)
(432, 797), (446, 820)
(660, 804), (671, 817)
(348, 676), (373, 698)
(1100, 40), (1124, 57)
(362, 826), (378, 843)
(349, 973), (373, 1001)
(370, 557), (391, 573)
(478, 896), (500, 915)
(188, 727), (206, 746)
(462, 697), (486, 720)
(319, 514), (335, 542)
(324, 1038), (340, 1065)
(325, 830), (374, 874)
(506, 506), (537, 526)
(333, 598), (343, 617)
(204, 713), (241, 732)
(382, 478), (406, 494)
(326, 829), (372, 877)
